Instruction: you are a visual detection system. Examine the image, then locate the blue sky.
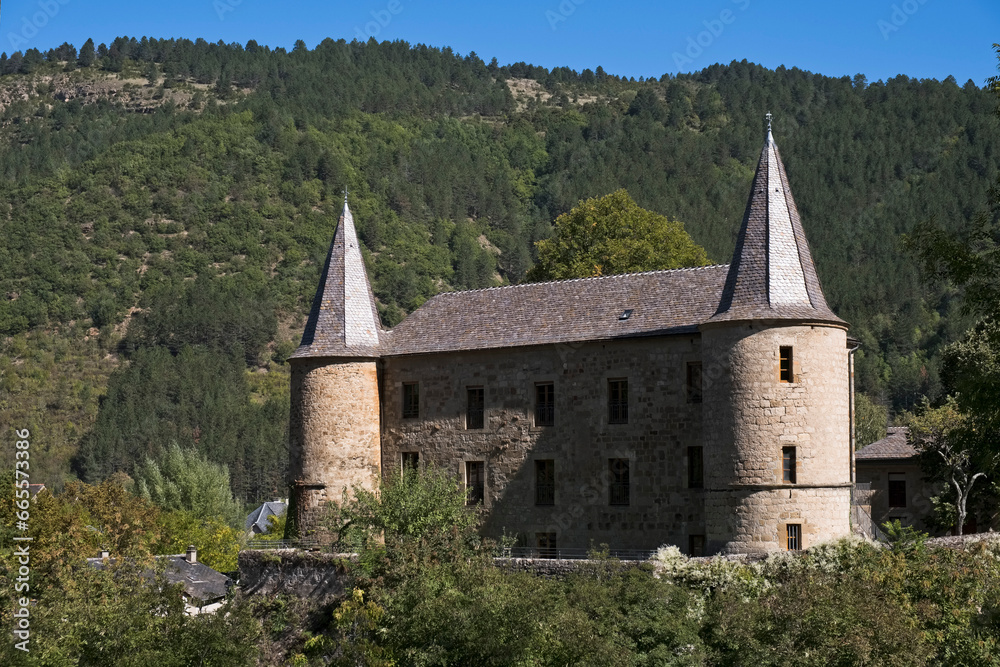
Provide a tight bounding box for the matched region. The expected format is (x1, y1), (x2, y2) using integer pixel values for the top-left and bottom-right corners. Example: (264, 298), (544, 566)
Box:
(2, 0), (998, 85)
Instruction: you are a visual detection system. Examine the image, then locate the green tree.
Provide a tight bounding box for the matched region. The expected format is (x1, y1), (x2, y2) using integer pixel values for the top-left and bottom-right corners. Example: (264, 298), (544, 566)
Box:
(943, 318), (1000, 434)
(0, 558), (261, 665)
(903, 397), (993, 535)
(704, 570), (930, 666)
(124, 275), (278, 367)
(145, 60), (159, 87)
(156, 509), (245, 571)
(134, 443), (244, 528)
(317, 466), (478, 549)
(856, 391), (888, 449)
(528, 189), (710, 281)
(905, 47), (1000, 325)
(77, 38), (95, 67)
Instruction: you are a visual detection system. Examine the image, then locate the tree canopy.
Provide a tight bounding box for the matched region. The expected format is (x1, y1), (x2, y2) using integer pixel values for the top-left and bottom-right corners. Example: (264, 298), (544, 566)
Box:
(134, 443), (245, 528)
(528, 189), (710, 281)
(1, 35), (998, 499)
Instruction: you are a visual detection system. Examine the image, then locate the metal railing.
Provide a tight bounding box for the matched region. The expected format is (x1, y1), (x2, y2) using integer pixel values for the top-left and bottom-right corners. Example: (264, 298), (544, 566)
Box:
(243, 541), (654, 560)
(851, 503), (888, 542)
(852, 481), (874, 505)
(245, 539), (323, 550)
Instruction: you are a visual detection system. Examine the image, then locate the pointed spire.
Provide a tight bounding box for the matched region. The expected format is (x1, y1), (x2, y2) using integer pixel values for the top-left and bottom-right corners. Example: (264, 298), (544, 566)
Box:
(290, 197), (383, 359)
(709, 121), (845, 326)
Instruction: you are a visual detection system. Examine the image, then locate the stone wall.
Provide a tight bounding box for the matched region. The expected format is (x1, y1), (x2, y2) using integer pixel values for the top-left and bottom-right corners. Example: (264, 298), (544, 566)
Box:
(856, 459), (939, 531)
(495, 557), (647, 578)
(237, 551), (647, 598)
(288, 358), (381, 537)
(701, 323), (852, 553)
(381, 337), (706, 552)
(291, 323), (855, 554)
(706, 486), (851, 553)
(238, 550), (353, 601)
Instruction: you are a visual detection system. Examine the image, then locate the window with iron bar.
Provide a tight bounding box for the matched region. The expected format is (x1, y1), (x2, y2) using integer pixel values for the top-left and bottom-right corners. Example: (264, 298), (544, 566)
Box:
(465, 461), (485, 506)
(535, 383), (554, 427)
(608, 379), (628, 424)
(402, 382), (419, 418)
(786, 523), (801, 550)
(466, 386), (484, 430)
(535, 459), (555, 506)
(687, 362), (703, 403)
(609, 458), (630, 506)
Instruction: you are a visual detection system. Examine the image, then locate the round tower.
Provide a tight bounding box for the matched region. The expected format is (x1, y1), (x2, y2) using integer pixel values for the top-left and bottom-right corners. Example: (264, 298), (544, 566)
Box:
(286, 199), (383, 540)
(701, 123), (853, 554)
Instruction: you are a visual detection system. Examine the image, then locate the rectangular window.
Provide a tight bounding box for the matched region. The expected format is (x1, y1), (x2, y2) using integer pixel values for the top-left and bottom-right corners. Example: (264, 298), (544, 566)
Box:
(402, 382), (419, 418)
(686, 362), (703, 404)
(888, 473), (907, 508)
(401, 452), (419, 473)
(689, 534), (705, 557)
(779, 347), (793, 383)
(536, 532), (557, 559)
(608, 379), (628, 424)
(466, 386), (485, 429)
(688, 446), (704, 488)
(786, 523), (801, 550)
(535, 383), (555, 427)
(465, 461), (485, 506)
(609, 458), (630, 506)
(782, 446), (797, 484)
(535, 460), (555, 506)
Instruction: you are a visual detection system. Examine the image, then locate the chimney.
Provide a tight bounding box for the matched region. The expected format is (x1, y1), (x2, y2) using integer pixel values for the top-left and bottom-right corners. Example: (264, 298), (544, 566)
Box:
(186, 545), (197, 564)
(100, 548), (109, 560)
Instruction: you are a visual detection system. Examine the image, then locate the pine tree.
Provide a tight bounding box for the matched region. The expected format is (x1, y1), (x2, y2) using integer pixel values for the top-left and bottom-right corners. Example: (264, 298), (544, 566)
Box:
(78, 38), (95, 67)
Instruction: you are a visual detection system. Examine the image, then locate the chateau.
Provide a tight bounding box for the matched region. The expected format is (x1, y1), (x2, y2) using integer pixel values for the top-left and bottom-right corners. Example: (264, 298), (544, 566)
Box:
(286, 126), (858, 556)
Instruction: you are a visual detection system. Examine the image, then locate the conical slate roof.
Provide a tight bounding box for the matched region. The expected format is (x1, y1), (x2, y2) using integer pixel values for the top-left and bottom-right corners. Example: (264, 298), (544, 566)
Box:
(709, 128), (845, 327)
(289, 200), (382, 359)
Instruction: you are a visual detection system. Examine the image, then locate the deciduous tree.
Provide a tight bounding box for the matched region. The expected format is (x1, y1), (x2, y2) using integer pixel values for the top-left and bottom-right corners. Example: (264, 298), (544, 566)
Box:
(134, 443), (244, 528)
(528, 189), (710, 281)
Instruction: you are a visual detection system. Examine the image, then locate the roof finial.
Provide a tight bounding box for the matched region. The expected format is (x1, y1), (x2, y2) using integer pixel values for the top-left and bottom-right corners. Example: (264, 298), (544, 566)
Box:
(343, 187), (349, 205)
(765, 111), (772, 131)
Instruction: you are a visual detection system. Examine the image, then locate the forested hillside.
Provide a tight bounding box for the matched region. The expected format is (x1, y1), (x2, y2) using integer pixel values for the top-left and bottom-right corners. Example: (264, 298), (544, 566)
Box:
(1, 36), (996, 503)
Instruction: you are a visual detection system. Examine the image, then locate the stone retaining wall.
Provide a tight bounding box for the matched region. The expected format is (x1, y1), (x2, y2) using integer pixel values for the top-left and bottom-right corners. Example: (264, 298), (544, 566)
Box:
(238, 550), (354, 601)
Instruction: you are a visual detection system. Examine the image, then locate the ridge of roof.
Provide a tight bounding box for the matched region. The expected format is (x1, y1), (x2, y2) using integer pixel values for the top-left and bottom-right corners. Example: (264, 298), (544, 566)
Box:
(384, 264), (729, 356)
(431, 263), (731, 297)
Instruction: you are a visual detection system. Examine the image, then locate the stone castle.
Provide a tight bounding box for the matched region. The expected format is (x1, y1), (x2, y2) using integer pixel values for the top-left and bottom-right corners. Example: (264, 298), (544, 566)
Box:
(286, 127), (858, 556)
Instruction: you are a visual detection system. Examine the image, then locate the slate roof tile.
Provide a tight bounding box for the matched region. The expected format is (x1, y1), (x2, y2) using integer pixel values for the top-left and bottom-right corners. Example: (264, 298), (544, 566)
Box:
(384, 265), (729, 355)
(245, 501), (287, 533)
(292, 128), (847, 360)
(856, 427), (917, 461)
(709, 130), (845, 326)
(289, 200), (383, 359)
(87, 553), (231, 603)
